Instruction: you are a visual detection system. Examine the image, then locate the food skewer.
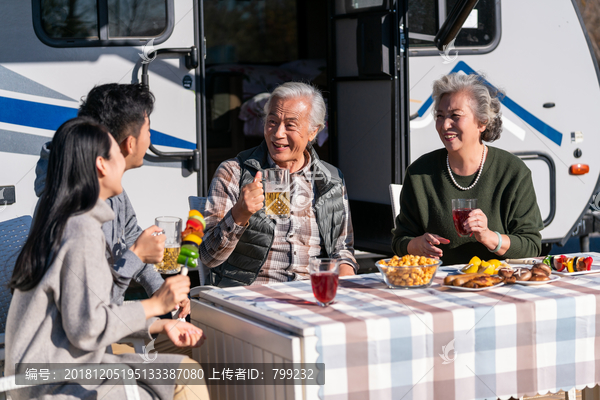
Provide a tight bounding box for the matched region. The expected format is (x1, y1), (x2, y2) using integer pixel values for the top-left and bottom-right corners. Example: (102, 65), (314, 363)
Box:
(507, 257), (600, 268)
(173, 210), (206, 321)
(504, 259), (537, 265)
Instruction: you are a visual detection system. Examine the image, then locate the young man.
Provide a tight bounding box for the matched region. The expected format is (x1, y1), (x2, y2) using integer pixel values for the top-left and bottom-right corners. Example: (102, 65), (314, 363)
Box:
(34, 84), (191, 318)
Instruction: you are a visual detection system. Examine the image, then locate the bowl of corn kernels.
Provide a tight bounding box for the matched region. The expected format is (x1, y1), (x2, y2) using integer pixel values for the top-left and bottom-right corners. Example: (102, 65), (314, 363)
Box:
(375, 255), (442, 289)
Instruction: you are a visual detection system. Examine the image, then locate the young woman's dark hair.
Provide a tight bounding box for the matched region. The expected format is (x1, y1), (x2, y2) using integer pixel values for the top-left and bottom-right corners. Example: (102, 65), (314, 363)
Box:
(10, 118), (113, 291)
(78, 83), (155, 144)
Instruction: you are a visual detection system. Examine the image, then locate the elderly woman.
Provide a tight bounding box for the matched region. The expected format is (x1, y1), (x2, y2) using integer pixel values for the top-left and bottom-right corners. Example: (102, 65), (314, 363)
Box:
(200, 82), (358, 286)
(392, 73), (543, 265)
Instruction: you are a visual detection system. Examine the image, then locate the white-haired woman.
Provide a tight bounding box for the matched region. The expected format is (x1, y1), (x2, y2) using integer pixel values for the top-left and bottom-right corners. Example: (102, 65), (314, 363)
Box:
(392, 73), (543, 265)
(200, 82), (358, 286)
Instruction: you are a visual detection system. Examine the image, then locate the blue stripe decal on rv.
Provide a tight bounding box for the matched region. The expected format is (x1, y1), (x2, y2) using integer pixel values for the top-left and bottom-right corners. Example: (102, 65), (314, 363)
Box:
(418, 96), (434, 118)
(0, 96), (196, 149)
(150, 129), (196, 150)
(0, 96), (78, 130)
(499, 96), (563, 146)
(416, 61), (563, 146)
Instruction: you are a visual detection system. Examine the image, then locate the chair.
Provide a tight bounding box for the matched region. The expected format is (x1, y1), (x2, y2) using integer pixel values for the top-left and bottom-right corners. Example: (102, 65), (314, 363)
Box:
(188, 196), (207, 217)
(0, 216), (33, 369)
(188, 196), (208, 286)
(388, 184), (402, 228)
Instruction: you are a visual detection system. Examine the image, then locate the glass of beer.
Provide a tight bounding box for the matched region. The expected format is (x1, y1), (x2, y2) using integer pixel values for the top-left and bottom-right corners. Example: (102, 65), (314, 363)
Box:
(154, 216), (182, 274)
(264, 168), (290, 219)
(452, 199), (477, 237)
(309, 258), (340, 307)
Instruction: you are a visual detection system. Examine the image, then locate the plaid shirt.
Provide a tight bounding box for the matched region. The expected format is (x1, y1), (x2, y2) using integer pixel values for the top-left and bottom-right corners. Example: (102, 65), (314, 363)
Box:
(200, 151), (358, 284)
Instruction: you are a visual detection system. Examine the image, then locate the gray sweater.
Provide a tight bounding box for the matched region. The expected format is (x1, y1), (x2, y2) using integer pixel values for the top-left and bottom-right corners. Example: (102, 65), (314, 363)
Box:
(35, 142), (164, 303)
(5, 200), (183, 399)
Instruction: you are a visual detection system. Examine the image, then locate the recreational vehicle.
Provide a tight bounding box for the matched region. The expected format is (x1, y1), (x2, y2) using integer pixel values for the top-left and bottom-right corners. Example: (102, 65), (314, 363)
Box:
(0, 0), (599, 255)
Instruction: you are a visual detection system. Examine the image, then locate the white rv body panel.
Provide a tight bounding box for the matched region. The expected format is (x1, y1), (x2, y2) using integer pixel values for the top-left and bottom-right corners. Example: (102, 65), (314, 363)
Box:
(0, 0), (198, 229)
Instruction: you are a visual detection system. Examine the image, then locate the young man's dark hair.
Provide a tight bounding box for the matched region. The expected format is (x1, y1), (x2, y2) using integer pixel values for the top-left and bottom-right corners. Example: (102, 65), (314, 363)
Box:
(78, 83), (155, 144)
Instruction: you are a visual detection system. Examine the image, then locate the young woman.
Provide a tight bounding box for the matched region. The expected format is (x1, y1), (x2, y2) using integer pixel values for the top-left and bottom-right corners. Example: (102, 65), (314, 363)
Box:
(7, 118), (209, 399)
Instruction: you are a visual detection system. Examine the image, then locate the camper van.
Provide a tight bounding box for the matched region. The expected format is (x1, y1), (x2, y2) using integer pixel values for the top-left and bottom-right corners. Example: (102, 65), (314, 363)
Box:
(1, 0), (599, 255)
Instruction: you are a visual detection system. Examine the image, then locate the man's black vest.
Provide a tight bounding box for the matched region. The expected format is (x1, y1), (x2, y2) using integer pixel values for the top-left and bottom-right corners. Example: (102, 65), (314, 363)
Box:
(209, 141), (346, 287)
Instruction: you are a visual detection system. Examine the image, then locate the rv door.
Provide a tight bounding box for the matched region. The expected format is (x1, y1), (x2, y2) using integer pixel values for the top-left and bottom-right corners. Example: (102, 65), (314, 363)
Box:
(329, 0), (476, 253)
(329, 0), (409, 253)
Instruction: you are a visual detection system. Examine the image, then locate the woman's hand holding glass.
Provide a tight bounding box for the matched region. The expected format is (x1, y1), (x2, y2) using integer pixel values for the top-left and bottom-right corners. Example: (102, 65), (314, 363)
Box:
(461, 208), (489, 239)
(462, 208), (508, 254)
(407, 233), (450, 259)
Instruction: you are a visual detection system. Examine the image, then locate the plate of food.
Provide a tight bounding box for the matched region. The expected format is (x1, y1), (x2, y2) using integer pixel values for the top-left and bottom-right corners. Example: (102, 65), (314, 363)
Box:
(443, 262), (561, 289)
(442, 273), (504, 290)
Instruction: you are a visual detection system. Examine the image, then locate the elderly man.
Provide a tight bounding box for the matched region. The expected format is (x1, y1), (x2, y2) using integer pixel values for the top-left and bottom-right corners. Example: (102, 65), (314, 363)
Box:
(200, 82), (358, 286)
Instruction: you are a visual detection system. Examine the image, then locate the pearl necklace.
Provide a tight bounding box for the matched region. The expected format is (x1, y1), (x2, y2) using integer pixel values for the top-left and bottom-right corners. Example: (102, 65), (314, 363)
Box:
(446, 145), (487, 191)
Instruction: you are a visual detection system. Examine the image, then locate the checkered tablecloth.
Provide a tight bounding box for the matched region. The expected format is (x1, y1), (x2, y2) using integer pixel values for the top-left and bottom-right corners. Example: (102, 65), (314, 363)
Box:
(202, 264), (600, 400)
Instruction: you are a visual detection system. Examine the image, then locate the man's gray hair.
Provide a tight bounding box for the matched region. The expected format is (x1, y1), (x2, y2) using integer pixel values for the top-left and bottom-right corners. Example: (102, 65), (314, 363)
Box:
(432, 72), (504, 142)
(263, 82), (327, 135)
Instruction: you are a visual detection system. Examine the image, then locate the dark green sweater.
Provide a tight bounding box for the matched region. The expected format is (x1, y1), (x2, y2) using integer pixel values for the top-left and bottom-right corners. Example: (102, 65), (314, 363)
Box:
(392, 146), (543, 265)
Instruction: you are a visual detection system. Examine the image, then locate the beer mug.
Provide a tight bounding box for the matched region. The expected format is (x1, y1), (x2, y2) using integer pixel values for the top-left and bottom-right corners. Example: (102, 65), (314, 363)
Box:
(264, 168), (290, 219)
(154, 216), (182, 274)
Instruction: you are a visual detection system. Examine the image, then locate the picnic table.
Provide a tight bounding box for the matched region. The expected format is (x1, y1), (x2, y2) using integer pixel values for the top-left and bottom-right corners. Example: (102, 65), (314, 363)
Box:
(190, 253), (600, 400)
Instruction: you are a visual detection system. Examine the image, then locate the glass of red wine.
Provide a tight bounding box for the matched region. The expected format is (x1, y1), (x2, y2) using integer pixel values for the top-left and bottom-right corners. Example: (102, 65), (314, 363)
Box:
(308, 258), (340, 307)
(452, 199), (477, 237)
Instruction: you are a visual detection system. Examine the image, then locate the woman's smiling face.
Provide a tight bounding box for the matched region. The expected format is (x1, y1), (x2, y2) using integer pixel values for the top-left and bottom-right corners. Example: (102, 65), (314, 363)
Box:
(435, 91), (486, 154)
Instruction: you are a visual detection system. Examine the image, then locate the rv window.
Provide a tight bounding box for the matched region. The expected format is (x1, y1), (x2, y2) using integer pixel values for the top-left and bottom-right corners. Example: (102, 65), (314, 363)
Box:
(41, 0), (99, 39)
(33, 0), (173, 47)
(447, 0), (497, 47)
(108, 0), (168, 38)
(204, 0), (298, 64)
(408, 0), (498, 49)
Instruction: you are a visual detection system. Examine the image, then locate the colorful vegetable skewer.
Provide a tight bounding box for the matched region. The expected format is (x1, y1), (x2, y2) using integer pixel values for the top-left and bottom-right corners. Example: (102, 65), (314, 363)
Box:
(543, 255), (593, 273)
(174, 210), (205, 320)
(177, 209), (205, 274)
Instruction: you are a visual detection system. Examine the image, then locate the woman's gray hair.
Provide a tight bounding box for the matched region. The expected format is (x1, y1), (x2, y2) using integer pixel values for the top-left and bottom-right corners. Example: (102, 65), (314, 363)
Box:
(432, 73), (504, 142)
(263, 82), (327, 138)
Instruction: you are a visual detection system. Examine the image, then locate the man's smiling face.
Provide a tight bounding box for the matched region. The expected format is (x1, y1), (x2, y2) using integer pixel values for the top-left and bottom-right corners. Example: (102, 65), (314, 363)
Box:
(264, 96), (318, 173)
